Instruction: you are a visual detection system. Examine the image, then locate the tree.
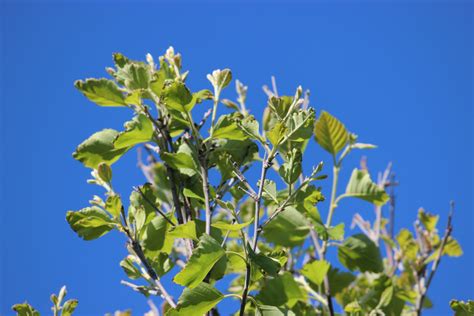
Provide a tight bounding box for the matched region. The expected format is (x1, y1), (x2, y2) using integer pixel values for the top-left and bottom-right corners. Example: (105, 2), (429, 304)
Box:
(13, 47), (465, 316)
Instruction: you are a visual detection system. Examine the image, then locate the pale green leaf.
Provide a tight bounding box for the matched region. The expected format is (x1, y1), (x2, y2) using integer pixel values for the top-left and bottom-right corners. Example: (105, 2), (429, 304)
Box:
(73, 129), (130, 169)
(12, 302), (40, 316)
(343, 169), (389, 206)
(66, 206), (114, 240)
(301, 260), (330, 286)
(105, 194), (122, 218)
(450, 299), (474, 316)
(75, 78), (126, 106)
(114, 114), (154, 149)
(61, 299), (78, 316)
(162, 81), (196, 112)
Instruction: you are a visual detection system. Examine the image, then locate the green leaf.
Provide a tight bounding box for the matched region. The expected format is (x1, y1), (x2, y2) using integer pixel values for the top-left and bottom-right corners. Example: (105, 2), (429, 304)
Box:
(174, 234), (225, 289)
(314, 110), (348, 156)
(239, 115), (263, 142)
(256, 305), (296, 316)
(301, 260), (330, 286)
(161, 152), (198, 177)
(162, 81), (196, 112)
(343, 169), (389, 206)
(120, 256), (142, 279)
(326, 268), (355, 295)
(12, 303), (40, 316)
(105, 194), (122, 218)
(66, 206), (114, 240)
(247, 244), (282, 276)
(262, 179), (279, 203)
(263, 207), (310, 247)
(142, 214), (175, 254)
(327, 223), (345, 241)
(284, 109), (315, 142)
(114, 61), (151, 90)
(61, 299), (78, 316)
(425, 237), (463, 263)
(396, 229), (418, 260)
(338, 234), (383, 273)
(73, 129), (130, 169)
(279, 148), (302, 185)
(207, 68), (232, 92)
(97, 162), (112, 183)
(267, 122), (287, 146)
(267, 96), (294, 121)
(212, 114), (247, 140)
(114, 114), (154, 149)
(450, 299), (474, 316)
(211, 220), (252, 231)
(166, 283), (224, 316)
(75, 78), (126, 106)
(129, 183), (163, 225)
(257, 272), (307, 308)
(417, 208), (439, 233)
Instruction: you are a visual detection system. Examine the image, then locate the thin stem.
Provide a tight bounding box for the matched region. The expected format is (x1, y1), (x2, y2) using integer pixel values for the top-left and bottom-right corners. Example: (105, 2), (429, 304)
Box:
(122, 218), (176, 308)
(239, 150), (275, 316)
(134, 187), (175, 227)
(325, 166), (340, 228)
(415, 202), (454, 315)
(200, 161), (212, 235)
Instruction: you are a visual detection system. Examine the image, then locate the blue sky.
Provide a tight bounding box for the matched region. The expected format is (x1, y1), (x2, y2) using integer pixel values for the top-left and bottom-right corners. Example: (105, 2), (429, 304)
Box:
(1, 1), (472, 315)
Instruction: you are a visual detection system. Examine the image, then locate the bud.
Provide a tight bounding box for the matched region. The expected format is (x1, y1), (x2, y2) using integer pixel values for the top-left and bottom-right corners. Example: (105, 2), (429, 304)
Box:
(97, 163), (112, 183)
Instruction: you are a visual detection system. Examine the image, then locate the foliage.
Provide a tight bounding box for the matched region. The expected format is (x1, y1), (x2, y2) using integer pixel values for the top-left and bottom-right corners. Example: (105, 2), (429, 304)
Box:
(14, 48), (465, 315)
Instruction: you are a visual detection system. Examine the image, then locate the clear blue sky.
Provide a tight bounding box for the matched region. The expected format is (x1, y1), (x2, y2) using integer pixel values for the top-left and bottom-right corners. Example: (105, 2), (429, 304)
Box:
(1, 1), (472, 315)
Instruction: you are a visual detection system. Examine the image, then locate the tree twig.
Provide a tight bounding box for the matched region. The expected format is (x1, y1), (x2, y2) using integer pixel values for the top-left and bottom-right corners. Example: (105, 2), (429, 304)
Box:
(415, 202), (454, 315)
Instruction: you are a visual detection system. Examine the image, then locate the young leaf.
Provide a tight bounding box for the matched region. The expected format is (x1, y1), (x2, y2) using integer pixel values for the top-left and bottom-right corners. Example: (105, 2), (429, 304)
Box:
(12, 302), (40, 316)
(256, 305), (296, 316)
(61, 299), (78, 316)
(166, 283), (224, 316)
(162, 81), (196, 112)
(278, 148), (302, 185)
(450, 299), (474, 316)
(338, 234), (383, 273)
(73, 129), (130, 169)
(417, 208), (439, 233)
(301, 260), (330, 286)
(114, 114), (154, 149)
(267, 122), (287, 146)
(75, 78), (127, 106)
(174, 234), (225, 289)
(343, 169), (389, 206)
(66, 207), (115, 240)
(314, 110), (348, 156)
(261, 179), (278, 203)
(212, 114), (247, 140)
(120, 256), (142, 280)
(105, 194), (122, 218)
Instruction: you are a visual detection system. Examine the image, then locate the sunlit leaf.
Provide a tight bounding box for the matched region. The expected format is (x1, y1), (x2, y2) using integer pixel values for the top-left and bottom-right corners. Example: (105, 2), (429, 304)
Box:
(66, 206), (115, 240)
(174, 234), (225, 288)
(75, 78), (126, 106)
(343, 169), (389, 206)
(314, 111), (348, 156)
